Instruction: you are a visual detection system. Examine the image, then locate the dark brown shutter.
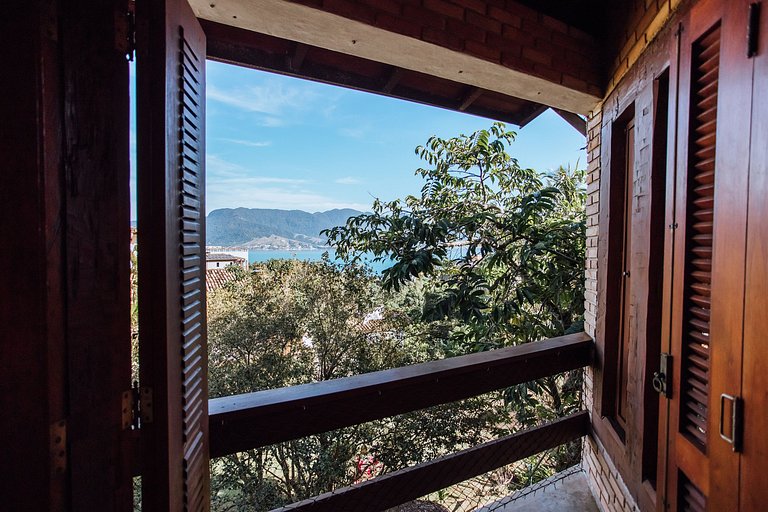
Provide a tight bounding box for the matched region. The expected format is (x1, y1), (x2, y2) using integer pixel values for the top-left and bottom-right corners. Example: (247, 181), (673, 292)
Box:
(680, 475), (707, 512)
(137, 0), (209, 510)
(680, 23), (720, 450)
(179, 25), (208, 511)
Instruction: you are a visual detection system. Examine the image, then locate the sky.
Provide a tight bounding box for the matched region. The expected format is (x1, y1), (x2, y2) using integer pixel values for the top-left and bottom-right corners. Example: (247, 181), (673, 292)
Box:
(130, 60), (586, 218)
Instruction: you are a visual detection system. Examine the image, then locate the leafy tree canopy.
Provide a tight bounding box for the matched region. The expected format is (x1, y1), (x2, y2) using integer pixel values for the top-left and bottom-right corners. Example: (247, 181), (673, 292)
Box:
(324, 122), (586, 354)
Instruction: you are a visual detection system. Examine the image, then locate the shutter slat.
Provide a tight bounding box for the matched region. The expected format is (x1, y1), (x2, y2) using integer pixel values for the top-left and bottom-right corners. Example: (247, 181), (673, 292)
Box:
(178, 25), (208, 510)
(681, 476), (707, 511)
(680, 23), (720, 452)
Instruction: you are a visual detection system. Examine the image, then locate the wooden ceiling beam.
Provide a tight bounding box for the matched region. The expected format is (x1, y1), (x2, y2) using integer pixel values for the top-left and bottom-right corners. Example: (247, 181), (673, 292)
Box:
(458, 87), (483, 111)
(288, 42), (308, 72)
(553, 108), (587, 136)
(517, 104), (549, 128)
(381, 67), (403, 93)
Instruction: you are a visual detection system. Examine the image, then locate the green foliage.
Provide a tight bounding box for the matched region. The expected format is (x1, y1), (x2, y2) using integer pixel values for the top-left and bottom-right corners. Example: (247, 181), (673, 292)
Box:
(207, 123), (587, 509)
(207, 259), (506, 511)
(325, 122), (586, 460)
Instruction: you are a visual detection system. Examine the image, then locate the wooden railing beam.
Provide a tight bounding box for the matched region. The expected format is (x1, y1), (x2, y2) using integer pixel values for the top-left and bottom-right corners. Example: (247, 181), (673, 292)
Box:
(209, 333), (593, 457)
(275, 411), (590, 512)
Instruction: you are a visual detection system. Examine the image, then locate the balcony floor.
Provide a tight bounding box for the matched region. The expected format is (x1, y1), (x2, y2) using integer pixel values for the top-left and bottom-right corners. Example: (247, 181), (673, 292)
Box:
(476, 466), (598, 512)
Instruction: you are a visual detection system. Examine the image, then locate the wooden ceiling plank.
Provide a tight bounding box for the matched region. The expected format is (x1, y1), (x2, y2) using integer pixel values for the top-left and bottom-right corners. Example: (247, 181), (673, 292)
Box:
(382, 67), (403, 93)
(553, 108), (588, 136)
(458, 87), (483, 111)
(289, 42), (308, 72)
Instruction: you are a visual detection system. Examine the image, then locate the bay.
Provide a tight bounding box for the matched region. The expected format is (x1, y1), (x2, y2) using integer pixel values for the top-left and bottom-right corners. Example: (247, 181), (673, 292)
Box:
(248, 249), (392, 274)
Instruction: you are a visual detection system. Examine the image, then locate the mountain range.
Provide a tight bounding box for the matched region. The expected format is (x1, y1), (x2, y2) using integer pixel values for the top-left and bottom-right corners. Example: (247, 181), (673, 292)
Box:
(206, 207), (362, 248)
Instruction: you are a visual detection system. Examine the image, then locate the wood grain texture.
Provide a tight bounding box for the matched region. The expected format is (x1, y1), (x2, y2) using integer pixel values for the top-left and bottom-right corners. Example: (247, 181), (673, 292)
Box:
(0, 2), (67, 510)
(275, 412), (590, 512)
(62, 0), (133, 509)
(704, 1), (751, 510)
(137, 0), (209, 509)
(741, 1), (768, 506)
(209, 333), (593, 458)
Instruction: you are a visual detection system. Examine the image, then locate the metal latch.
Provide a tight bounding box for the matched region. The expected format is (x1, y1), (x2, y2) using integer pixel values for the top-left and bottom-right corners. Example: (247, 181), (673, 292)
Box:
(748, 3), (761, 58)
(652, 353), (672, 398)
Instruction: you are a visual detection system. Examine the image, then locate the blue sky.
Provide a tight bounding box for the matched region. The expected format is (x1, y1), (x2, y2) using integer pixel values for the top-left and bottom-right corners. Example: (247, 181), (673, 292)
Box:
(130, 60), (586, 217)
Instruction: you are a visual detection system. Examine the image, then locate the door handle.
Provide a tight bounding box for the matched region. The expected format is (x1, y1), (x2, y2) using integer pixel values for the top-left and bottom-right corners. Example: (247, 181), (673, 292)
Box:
(719, 393), (743, 452)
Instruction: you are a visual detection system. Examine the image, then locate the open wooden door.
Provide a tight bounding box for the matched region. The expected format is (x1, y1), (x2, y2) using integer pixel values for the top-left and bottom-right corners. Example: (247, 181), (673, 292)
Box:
(136, 0), (209, 510)
(660, 0), (755, 509)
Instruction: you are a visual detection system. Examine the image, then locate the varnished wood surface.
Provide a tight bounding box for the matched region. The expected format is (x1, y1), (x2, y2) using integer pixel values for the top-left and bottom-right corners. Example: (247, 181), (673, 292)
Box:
(0, 3), (67, 510)
(274, 412), (590, 512)
(62, 0), (133, 509)
(705, 1), (751, 510)
(209, 333), (593, 458)
(137, 0), (209, 509)
(740, 0), (768, 508)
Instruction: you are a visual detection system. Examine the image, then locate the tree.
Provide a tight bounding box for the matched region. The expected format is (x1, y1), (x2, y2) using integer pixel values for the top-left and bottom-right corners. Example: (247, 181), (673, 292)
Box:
(207, 259), (503, 511)
(324, 122), (586, 455)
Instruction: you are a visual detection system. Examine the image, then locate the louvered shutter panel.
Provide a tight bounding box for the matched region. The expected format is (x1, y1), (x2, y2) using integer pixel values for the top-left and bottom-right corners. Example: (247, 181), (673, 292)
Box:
(179, 25), (208, 511)
(680, 476), (707, 512)
(681, 23), (720, 451)
(137, 0), (209, 510)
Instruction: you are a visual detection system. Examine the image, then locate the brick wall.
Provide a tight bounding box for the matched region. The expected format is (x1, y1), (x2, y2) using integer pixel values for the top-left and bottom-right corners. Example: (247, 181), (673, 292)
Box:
(607, 0), (688, 91)
(582, 105), (641, 512)
(286, 0), (602, 97)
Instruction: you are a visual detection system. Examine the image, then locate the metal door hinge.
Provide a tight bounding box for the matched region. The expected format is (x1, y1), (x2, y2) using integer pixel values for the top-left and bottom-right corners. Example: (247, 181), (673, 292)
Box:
(653, 353), (672, 398)
(748, 3), (761, 58)
(50, 420), (67, 476)
(115, 3), (136, 61)
(122, 381), (153, 430)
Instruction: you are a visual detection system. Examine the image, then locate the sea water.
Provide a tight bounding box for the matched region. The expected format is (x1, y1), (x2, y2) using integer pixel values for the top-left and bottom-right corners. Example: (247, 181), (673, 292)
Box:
(247, 249), (391, 274)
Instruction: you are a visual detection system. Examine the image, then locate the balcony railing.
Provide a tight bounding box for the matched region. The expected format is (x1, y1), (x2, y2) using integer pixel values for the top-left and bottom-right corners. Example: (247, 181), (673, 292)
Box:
(208, 331), (594, 511)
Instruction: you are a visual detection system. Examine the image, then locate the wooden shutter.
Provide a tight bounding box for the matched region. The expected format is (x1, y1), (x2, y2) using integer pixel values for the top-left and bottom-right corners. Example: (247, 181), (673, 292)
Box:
(680, 476), (707, 512)
(680, 22), (720, 450)
(137, 0), (209, 510)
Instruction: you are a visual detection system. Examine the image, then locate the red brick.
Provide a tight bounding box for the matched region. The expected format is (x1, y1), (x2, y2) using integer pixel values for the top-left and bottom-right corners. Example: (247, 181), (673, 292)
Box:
(562, 73), (588, 91)
(535, 35), (563, 56)
(466, 9), (501, 33)
(464, 39), (501, 62)
(501, 51), (534, 72)
(452, 0), (486, 14)
(324, 0), (376, 23)
(403, 5), (446, 29)
(504, 0), (540, 22)
(359, 0), (400, 15)
(533, 63), (561, 82)
(502, 24), (535, 46)
(541, 13), (568, 34)
(423, 0), (464, 20)
(446, 17), (486, 42)
(486, 31), (522, 55)
(488, 6), (521, 28)
(422, 27), (463, 50)
(522, 45), (551, 66)
(375, 12), (422, 38)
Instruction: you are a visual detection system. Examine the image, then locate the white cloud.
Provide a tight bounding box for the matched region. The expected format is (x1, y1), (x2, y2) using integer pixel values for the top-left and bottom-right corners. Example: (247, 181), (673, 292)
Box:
(219, 138), (272, 148)
(207, 78), (325, 127)
(335, 176), (361, 185)
(205, 183), (369, 214)
(206, 155), (307, 185)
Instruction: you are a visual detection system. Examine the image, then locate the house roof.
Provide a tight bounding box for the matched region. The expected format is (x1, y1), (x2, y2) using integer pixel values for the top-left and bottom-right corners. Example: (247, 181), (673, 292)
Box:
(206, 267), (240, 292)
(207, 252), (245, 262)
